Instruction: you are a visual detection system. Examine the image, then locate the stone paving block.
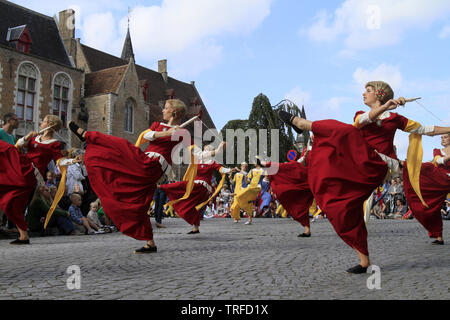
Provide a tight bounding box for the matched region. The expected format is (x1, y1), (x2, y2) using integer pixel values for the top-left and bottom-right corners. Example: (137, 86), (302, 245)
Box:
(0, 219), (449, 300)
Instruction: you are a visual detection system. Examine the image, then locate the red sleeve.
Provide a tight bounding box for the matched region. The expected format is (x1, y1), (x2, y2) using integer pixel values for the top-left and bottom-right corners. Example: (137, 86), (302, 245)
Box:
(433, 149), (442, 158)
(213, 162), (223, 172)
(393, 113), (410, 131)
(51, 141), (64, 161)
(354, 111), (365, 122)
(149, 121), (160, 131)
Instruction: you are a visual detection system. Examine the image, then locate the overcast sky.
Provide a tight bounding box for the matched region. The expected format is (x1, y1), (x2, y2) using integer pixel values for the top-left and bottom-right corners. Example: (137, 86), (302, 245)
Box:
(11, 0), (450, 160)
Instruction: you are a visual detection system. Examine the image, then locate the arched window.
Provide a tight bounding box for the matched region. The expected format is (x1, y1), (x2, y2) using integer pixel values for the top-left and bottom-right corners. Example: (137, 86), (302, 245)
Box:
(124, 99), (134, 133)
(16, 63), (38, 121)
(53, 73), (72, 126)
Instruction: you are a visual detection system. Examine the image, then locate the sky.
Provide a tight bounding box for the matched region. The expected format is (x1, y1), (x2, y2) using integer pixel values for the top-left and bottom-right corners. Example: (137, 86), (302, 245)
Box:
(11, 0), (450, 160)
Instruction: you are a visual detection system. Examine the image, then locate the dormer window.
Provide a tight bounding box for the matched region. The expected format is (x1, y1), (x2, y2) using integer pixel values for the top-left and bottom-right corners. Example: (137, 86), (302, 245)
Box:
(6, 25), (32, 53)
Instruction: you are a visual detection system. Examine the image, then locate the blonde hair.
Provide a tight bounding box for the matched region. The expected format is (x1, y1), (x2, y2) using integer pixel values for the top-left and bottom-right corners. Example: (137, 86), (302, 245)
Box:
(166, 99), (187, 120)
(365, 81), (394, 104)
(44, 115), (63, 132)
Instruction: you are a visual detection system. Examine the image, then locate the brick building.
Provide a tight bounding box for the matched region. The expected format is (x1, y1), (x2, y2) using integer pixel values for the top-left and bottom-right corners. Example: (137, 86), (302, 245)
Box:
(56, 8), (216, 147)
(1, 1), (216, 158)
(0, 0), (84, 148)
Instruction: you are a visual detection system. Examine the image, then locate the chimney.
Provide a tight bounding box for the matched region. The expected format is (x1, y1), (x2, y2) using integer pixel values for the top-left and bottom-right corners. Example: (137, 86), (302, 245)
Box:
(158, 59), (168, 83)
(58, 9), (75, 41)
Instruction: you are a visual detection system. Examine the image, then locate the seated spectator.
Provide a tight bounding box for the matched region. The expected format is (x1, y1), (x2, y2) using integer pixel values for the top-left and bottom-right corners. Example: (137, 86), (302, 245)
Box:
(402, 206), (414, 220)
(393, 199), (408, 220)
(204, 201), (216, 219)
(68, 193), (103, 234)
(88, 201), (116, 232)
(215, 201), (228, 218)
(26, 185), (77, 235)
(96, 201), (115, 228)
(371, 201), (387, 219)
(441, 199), (450, 220)
(45, 171), (57, 188)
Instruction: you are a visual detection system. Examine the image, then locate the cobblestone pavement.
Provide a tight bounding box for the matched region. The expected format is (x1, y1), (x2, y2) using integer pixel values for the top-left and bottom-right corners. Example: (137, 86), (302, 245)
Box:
(0, 218), (449, 300)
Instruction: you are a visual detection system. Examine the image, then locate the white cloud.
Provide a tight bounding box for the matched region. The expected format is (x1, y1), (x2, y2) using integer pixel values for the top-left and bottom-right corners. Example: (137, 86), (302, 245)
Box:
(353, 64), (403, 91)
(284, 86), (311, 107)
(81, 12), (118, 52)
(306, 0), (450, 52)
(88, 0), (272, 77)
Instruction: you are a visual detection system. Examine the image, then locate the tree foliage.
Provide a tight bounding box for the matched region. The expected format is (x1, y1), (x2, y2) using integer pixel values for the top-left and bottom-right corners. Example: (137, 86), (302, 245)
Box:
(221, 93), (305, 167)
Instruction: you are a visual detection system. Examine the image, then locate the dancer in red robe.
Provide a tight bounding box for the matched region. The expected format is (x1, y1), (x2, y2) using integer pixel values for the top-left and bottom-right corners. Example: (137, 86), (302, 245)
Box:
(278, 81), (450, 273)
(0, 115), (78, 244)
(258, 143), (314, 237)
(161, 144), (236, 234)
(403, 133), (450, 245)
(69, 99), (209, 254)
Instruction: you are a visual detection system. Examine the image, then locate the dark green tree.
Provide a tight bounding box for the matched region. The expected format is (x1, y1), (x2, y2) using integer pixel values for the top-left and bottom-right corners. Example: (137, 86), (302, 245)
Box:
(221, 93), (304, 167)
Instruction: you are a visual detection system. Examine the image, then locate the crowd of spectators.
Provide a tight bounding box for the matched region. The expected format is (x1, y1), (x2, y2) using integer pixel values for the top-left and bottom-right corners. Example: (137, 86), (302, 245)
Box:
(0, 112), (118, 238)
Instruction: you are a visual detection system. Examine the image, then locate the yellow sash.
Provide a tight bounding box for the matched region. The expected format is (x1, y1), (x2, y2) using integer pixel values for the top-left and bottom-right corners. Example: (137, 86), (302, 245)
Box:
(164, 145), (198, 208)
(44, 159), (68, 229)
(135, 129), (152, 147)
(406, 133), (428, 207)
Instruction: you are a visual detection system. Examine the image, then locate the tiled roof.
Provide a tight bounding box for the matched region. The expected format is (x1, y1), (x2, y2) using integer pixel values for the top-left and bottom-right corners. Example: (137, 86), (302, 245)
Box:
(0, 0), (72, 66)
(84, 65), (128, 96)
(81, 43), (216, 129)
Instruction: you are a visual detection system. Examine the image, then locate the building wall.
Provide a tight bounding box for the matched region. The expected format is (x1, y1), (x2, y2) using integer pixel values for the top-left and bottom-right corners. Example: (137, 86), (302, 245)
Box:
(84, 94), (110, 134)
(0, 46), (83, 148)
(110, 63), (149, 145)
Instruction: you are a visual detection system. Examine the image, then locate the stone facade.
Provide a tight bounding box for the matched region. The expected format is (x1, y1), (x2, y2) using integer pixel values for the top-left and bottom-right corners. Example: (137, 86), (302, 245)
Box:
(0, 45), (83, 148)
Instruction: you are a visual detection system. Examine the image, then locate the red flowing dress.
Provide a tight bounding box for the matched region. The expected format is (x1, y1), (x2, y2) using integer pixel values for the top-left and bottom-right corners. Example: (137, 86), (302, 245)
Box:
(84, 122), (189, 240)
(0, 140), (36, 230)
(267, 150), (314, 228)
(0, 136), (65, 231)
(161, 161), (224, 226)
(308, 112), (410, 256)
(403, 149), (449, 238)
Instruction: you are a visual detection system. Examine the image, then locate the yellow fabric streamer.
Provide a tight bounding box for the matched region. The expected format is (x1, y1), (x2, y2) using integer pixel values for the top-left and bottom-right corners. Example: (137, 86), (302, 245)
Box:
(135, 129), (152, 147)
(432, 156), (441, 167)
(313, 208), (322, 218)
(44, 159), (68, 229)
(195, 172), (226, 211)
(164, 145), (198, 208)
(406, 133), (428, 208)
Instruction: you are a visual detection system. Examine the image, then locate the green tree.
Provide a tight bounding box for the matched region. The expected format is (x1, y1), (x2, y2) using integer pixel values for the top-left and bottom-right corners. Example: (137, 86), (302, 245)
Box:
(221, 93), (304, 167)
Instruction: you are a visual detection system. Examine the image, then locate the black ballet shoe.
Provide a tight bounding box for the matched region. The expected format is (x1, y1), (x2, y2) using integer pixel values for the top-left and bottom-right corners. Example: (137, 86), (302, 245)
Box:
(68, 121), (86, 142)
(187, 230), (200, 234)
(346, 264), (368, 274)
(297, 233), (311, 238)
(431, 240), (444, 245)
(278, 110), (303, 134)
(134, 246), (157, 254)
(10, 239), (30, 245)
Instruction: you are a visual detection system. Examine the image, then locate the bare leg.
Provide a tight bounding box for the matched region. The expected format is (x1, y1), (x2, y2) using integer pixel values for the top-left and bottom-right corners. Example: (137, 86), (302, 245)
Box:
(292, 117), (313, 131)
(355, 249), (370, 268)
(304, 226), (311, 235)
(18, 227), (29, 240)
